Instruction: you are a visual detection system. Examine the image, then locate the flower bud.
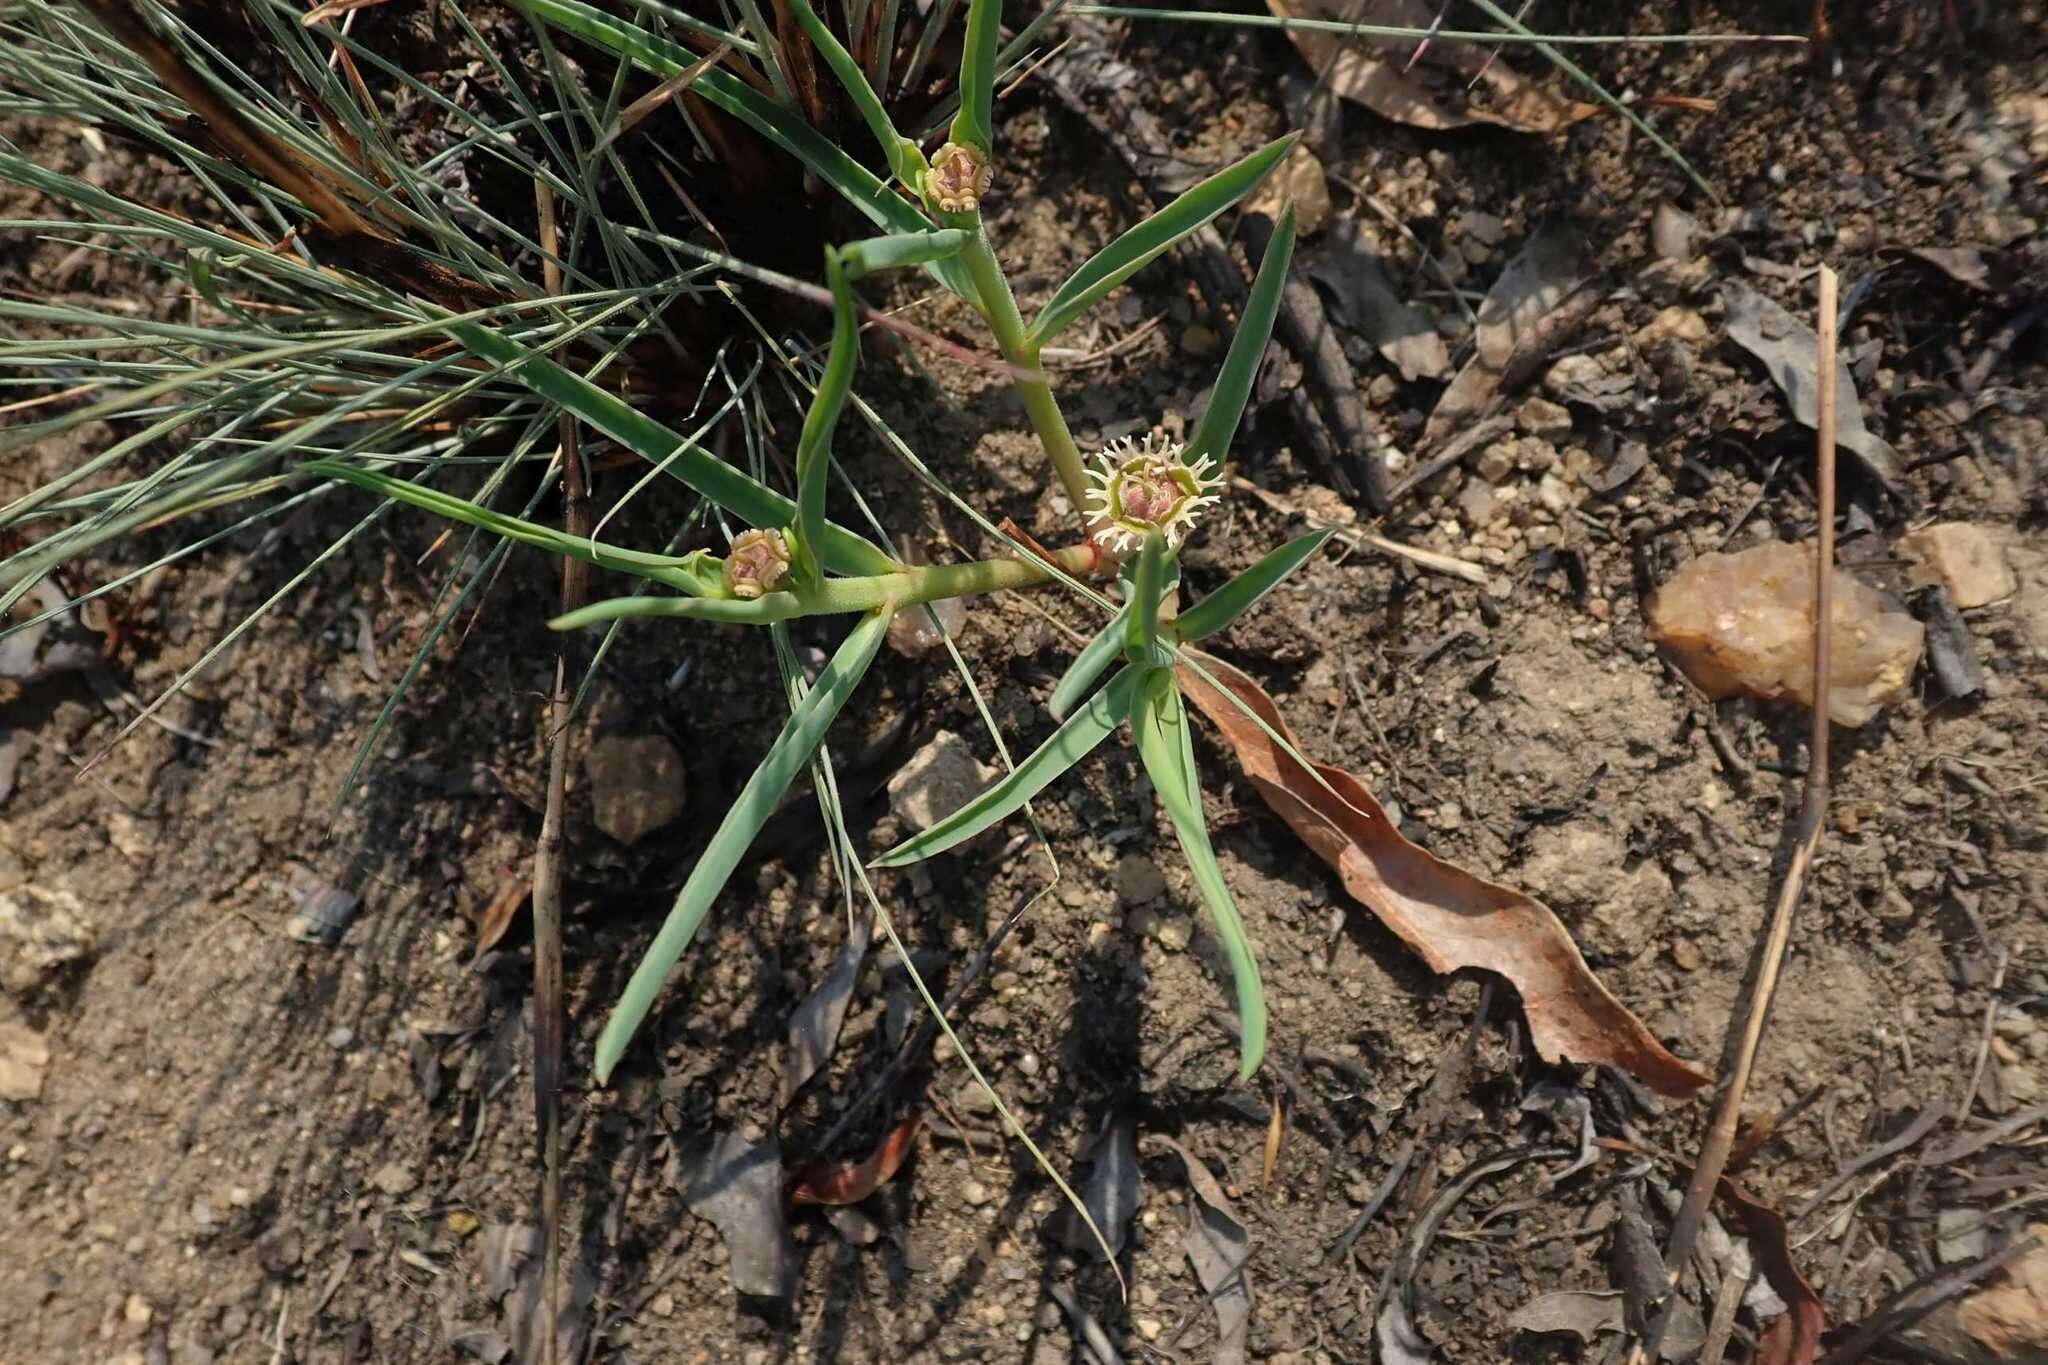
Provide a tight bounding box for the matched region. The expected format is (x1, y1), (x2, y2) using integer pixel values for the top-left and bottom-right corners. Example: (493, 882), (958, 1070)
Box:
(725, 528), (792, 599)
(1084, 433), (1223, 553)
(925, 142), (993, 215)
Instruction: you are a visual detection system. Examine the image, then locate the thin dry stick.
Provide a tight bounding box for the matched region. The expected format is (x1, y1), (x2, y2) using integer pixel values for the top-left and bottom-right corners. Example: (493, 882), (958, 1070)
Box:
(530, 180), (590, 1365)
(1642, 265), (1840, 1361)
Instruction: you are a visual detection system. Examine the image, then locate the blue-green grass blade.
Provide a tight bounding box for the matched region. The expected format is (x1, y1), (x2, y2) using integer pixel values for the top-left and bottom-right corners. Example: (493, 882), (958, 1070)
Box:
(438, 317), (899, 577)
(592, 609), (891, 1082)
(793, 250), (859, 585)
(787, 0), (922, 183)
(872, 663), (1141, 867)
(1187, 203), (1294, 471)
(1047, 602), (1130, 722)
(1028, 134), (1295, 346)
(1173, 528), (1331, 644)
(300, 458), (727, 594)
(1131, 671), (1266, 1079)
(949, 0), (1000, 155)
(515, 0), (974, 297)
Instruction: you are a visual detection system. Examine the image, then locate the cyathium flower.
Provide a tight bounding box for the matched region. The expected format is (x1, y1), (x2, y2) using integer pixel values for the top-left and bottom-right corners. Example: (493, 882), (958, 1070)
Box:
(925, 142), (993, 215)
(725, 528), (792, 599)
(1084, 433), (1223, 554)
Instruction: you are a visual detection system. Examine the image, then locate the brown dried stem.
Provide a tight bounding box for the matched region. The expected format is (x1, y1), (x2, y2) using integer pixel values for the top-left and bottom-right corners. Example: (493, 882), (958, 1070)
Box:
(529, 180), (590, 1365)
(1644, 264), (1840, 1359)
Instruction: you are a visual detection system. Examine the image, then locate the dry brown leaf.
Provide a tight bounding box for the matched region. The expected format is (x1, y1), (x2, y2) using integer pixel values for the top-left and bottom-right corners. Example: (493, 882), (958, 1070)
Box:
(790, 1116), (921, 1206)
(1265, 0), (1597, 134)
(1716, 1177), (1823, 1365)
(1176, 652), (1708, 1099)
(1425, 226), (1602, 444)
(471, 871), (531, 959)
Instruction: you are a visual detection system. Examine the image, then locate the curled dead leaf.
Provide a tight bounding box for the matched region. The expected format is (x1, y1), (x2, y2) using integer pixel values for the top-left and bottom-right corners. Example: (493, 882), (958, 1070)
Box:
(1175, 651), (1708, 1099)
(790, 1116), (921, 1206)
(1265, 0), (1597, 134)
(1716, 1177), (1824, 1365)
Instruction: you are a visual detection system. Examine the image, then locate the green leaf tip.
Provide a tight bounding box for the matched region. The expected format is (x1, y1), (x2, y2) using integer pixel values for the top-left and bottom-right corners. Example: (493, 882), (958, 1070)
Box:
(591, 610), (891, 1083)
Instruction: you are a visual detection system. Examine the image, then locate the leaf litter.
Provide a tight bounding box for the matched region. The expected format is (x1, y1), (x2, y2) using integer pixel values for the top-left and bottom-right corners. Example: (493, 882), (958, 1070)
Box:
(1177, 651), (1710, 1098)
(1264, 0), (1597, 135)
(1051, 1115), (1141, 1259)
(1722, 281), (1909, 501)
(681, 1128), (794, 1301)
(1424, 225), (1604, 443)
(1152, 1136), (1253, 1365)
(781, 900), (874, 1107)
(789, 1114), (920, 1206)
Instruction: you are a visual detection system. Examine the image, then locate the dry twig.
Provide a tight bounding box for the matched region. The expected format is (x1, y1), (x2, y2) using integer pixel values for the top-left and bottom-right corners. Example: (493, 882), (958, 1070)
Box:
(528, 179), (589, 1365)
(1644, 265), (1843, 1360)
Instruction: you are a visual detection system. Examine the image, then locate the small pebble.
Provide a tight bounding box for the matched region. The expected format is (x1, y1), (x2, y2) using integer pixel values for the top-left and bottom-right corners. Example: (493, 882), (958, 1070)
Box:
(1154, 916), (1193, 952)
(1116, 853), (1168, 905)
(962, 1180), (993, 1207)
(123, 1294), (152, 1333)
(1134, 1317), (1164, 1342)
(368, 1161), (417, 1197)
(326, 1027), (354, 1051)
(650, 1291), (675, 1318)
(1671, 940), (1701, 971)
(1017, 1051), (1041, 1078)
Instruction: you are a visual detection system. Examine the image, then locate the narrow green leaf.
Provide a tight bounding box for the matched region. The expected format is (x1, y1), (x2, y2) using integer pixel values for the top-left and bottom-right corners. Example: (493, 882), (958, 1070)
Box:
(786, 0), (923, 183)
(593, 609), (890, 1082)
(516, 0), (975, 298)
(1028, 134), (1296, 346)
(838, 229), (969, 278)
(1187, 202), (1295, 471)
(552, 592), (800, 627)
(793, 250), (859, 585)
(1048, 602), (1130, 722)
(301, 458), (727, 593)
(872, 664), (1142, 867)
(1173, 528), (1331, 644)
(439, 316), (899, 577)
(1127, 528), (1170, 664)
(1130, 672), (1266, 1079)
(949, 0), (1001, 155)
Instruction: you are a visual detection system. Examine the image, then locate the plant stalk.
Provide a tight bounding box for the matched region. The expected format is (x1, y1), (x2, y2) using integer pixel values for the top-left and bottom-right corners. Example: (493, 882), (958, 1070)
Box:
(554, 541), (1100, 628)
(959, 226), (1090, 510)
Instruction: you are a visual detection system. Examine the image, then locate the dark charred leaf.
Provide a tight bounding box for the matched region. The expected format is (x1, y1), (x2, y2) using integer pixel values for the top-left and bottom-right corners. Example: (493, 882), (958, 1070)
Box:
(501, 1226), (596, 1365)
(1520, 1079), (1597, 1178)
(1723, 281), (1909, 502)
(1305, 222), (1447, 382)
(782, 904), (874, 1108)
(684, 1129), (795, 1299)
(1613, 1182), (1669, 1337)
(1156, 1137), (1252, 1365)
(1052, 1117), (1141, 1260)
(1910, 585), (1985, 701)
(790, 1115), (920, 1206)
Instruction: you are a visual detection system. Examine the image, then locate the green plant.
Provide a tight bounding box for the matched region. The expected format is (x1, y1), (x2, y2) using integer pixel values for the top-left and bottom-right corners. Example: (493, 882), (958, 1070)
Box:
(392, 0), (1317, 1092)
(1, 0), (1321, 1264)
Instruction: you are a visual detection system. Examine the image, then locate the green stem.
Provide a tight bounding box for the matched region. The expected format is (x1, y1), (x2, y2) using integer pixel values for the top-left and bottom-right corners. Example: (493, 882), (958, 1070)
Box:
(959, 227), (1090, 512)
(553, 542), (1100, 629)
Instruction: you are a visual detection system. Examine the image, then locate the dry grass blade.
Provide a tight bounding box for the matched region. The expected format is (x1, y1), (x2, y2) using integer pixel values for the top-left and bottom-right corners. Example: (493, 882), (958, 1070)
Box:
(1176, 650), (1710, 1099)
(527, 180), (587, 1365)
(1647, 265), (1842, 1362)
(596, 41), (735, 155)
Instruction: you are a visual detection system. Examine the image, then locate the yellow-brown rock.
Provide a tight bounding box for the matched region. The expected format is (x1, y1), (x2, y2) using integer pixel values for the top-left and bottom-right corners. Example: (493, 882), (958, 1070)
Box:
(1645, 540), (1923, 727)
